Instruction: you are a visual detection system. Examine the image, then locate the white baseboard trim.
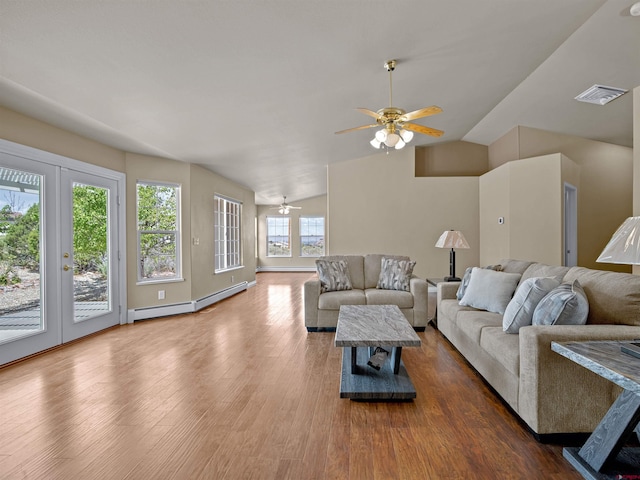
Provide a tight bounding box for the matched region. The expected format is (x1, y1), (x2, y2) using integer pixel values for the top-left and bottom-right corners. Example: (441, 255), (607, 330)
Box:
(256, 266), (316, 272)
(127, 281), (250, 322)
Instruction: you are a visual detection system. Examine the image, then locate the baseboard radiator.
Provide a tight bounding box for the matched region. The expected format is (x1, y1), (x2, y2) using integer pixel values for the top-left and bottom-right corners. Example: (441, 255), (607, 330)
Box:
(127, 281), (250, 322)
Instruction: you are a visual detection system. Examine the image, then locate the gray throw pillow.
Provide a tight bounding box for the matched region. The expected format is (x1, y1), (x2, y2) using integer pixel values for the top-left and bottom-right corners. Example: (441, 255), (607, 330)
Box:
(316, 259), (353, 293)
(459, 267), (521, 315)
(532, 280), (589, 326)
(456, 264), (502, 300)
(503, 277), (560, 333)
(376, 257), (416, 292)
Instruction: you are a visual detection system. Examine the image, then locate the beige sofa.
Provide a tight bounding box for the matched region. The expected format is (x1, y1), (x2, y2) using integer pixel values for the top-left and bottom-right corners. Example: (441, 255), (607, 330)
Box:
(437, 259), (640, 441)
(304, 254), (428, 331)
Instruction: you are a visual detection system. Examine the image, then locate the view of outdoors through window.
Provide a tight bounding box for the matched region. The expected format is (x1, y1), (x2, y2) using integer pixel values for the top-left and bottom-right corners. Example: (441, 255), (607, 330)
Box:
(267, 216), (290, 257)
(300, 216), (324, 256)
(137, 182), (180, 280)
(0, 167), (42, 341)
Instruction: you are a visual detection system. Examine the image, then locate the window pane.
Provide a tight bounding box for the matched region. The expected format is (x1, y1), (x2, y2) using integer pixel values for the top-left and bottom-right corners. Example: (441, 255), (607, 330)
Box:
(214, 195), (242, 272)
(139, 232), (177, 279)
(267, 216), (291, 257)
(300, 216), (324, 257)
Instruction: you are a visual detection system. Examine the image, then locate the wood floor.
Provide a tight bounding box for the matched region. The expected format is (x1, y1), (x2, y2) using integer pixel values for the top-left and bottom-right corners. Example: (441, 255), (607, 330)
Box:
(0, 272), (582, 479)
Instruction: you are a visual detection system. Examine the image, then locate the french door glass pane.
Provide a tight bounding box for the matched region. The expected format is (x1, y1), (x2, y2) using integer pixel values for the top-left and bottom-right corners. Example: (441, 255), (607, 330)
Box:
(0, 167), (43, 343)
(72, 182), (111, 322)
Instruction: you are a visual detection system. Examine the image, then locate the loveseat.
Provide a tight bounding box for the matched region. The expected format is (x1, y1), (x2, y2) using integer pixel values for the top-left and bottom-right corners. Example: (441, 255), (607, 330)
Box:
(304, 254), (428, 332)
(437, 259), (640, 440)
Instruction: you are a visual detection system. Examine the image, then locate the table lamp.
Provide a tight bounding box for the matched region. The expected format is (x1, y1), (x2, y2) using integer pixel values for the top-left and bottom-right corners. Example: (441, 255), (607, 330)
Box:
(435, 230), (470, 281)
(596, 216), (640, 265)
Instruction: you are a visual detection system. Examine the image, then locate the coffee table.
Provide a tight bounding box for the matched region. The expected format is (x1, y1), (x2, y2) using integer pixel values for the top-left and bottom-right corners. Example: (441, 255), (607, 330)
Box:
(335, 305), (421, 400)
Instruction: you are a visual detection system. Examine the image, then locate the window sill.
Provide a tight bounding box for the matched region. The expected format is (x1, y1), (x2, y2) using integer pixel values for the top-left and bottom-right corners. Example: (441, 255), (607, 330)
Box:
(137, 277), (185, 286)
(215, 265), (245, 275)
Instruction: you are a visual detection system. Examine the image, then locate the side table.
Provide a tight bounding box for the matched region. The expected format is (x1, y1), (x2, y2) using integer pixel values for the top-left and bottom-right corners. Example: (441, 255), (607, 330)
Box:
(426, 278), (452, 328)
(551, 340), (640, 479)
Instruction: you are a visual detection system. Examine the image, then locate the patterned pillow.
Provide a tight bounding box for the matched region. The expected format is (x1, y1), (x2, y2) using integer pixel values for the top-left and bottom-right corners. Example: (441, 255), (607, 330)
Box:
(456, 264), (502, 300)
(503, 277), (560, 333)
(316, 259), (353, 293)
(532, 280), (589, 326)
(376, 257), (416, 292)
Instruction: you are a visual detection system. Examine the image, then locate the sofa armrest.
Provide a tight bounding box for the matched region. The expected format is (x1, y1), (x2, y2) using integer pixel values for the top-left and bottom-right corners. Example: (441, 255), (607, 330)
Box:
(437, 281), (460, 304)
(409, 276), (428, 327)
(304, 278), (321, 330)
(518, 324), (640, 434)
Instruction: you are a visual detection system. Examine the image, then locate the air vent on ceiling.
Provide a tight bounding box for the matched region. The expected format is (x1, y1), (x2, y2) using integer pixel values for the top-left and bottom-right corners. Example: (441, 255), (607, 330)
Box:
(575, 85), (628, 105)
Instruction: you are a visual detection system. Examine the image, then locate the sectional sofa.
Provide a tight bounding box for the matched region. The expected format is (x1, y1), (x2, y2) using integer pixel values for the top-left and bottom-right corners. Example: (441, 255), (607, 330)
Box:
(437, 259), (640, 440)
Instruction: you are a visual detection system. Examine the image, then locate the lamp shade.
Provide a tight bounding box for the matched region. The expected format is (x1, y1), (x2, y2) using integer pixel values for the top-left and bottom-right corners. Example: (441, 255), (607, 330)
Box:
(596, 216), (640, 264)
(435, 230), (470, 249)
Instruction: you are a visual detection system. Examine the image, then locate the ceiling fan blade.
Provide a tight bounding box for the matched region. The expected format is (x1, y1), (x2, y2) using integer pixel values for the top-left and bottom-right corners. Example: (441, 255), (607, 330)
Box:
(335, 124), (378, 135)
(356, 108), (381, 120)
(403, 123), (444, 137)
(402, 106), (443, 122)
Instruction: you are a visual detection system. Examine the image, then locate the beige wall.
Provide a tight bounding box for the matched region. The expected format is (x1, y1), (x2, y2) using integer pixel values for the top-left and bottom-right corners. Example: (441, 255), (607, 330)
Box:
(415, 141), (489, 177)
(190, 164), (256, 298)
(0, 106), (125, 171)
(480, 154), (577, 266)
(327, 147), (480, 279)
(257, 195), (327, 270)
(487, 126), (633, 271)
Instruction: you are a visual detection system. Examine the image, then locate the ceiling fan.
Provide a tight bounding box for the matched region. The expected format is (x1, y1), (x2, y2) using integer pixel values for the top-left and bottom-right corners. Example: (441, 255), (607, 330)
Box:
(270, 196), (302, 214)
(335, 60), (444, 150)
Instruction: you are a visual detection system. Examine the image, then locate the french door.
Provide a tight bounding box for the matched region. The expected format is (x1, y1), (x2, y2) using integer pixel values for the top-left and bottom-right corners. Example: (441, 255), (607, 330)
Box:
(0, 140), (125, 365)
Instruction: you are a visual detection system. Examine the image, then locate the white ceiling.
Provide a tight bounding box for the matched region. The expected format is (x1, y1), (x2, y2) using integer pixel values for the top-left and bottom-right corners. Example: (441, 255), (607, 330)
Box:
(0, 0), (638, 205)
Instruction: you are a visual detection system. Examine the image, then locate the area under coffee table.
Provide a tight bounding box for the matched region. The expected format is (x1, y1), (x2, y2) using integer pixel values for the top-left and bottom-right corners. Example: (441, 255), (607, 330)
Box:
(334, 305), (421, 400)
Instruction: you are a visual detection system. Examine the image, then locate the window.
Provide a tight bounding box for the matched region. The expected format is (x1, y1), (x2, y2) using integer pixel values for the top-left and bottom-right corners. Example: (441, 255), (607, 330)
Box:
(137, 181), (181, 282)
(300, 216), (325, 257)
(267, 216), (291, 257)
(214, 195), (242, 272)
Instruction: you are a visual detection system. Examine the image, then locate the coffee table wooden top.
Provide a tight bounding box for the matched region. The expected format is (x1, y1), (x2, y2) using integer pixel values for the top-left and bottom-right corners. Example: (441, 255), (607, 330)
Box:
(334, 305), (421, 348)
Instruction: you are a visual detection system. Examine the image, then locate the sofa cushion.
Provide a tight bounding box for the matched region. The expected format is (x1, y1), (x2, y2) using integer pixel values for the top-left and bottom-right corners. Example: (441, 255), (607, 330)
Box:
(480, 327), (520, 376)
(532, 280), (589, 326)
(459, 268), (522, 315)
(320, 255), (365, 290)
(365, 288), (414, 308)
(318, 289), (366, 310)
(563, 267), (640, 326)
(364, 254), (409, 289)
(455, 310), (503, 344)
(521, 263), (570, 284)
(503, 276), (560, 333)
(499, 259), (534, 275)
(316, 258), (353, 293)
(376, 257), (416, 291)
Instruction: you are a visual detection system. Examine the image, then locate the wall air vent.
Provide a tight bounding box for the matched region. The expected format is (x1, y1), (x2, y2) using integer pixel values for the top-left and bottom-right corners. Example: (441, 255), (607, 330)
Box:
(575, 85), (628, 105)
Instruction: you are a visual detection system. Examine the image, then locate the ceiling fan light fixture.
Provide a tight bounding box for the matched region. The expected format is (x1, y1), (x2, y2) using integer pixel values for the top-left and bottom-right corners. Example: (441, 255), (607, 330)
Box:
(400, 129), (414, 143)
(385, 132), (400, 147)
(375, 129), (387, 142)
(395, 138), (406, 150)
(370, 138), (382, 148)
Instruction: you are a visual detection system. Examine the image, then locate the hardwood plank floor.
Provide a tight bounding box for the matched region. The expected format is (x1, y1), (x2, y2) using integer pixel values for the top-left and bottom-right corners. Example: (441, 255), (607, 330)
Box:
(0, 272), (582, 479)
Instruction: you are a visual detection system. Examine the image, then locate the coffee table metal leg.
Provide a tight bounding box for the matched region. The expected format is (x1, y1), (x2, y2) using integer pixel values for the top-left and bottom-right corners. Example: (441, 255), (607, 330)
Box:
(351, 346), (357, 374)
(391, 347), (402, 374)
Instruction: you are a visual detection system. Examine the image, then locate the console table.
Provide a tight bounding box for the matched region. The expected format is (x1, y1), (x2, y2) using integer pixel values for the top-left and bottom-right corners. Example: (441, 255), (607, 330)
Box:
(551, 340), (640, 479)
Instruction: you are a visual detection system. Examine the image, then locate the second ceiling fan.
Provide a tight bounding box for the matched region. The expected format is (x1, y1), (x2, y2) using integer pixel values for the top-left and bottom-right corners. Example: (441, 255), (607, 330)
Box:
(336, 60), (444, 150)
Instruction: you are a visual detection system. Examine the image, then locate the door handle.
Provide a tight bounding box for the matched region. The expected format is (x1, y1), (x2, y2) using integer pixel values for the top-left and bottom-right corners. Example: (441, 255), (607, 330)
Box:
(63, 265), (71, 271)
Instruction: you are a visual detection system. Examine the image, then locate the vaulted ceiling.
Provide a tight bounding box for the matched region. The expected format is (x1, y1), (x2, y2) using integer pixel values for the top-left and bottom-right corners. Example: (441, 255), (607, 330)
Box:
(1, 1), (638, 204)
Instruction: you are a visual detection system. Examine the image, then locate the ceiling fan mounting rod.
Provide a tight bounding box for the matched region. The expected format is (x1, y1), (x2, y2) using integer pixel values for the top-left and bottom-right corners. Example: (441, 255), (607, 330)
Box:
(385, 60), (396, 108)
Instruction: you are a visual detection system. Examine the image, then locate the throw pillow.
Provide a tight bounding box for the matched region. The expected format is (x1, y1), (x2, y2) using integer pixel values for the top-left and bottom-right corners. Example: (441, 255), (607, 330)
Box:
(459, 267), (522, 315)
(503, 277), (560, 334)
(316, 259), (353, 293)
(532, 280), (589, 326)
(376, 257), (416, 292)
(456, 264), (502, 300)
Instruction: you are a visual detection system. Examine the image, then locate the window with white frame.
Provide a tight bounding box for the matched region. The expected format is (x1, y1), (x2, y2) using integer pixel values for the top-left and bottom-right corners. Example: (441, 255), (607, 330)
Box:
(137, 181), (181, 282)
(214, 195), (242, 272)
(300, 216), (325, 257)
(267, 216), (291, 257)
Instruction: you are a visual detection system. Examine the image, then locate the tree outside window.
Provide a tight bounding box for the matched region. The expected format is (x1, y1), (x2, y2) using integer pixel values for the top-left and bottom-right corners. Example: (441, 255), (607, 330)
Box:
(300, 216), (324, 257)
(137, 182), (181, 281)
(267, 216), (291, 257)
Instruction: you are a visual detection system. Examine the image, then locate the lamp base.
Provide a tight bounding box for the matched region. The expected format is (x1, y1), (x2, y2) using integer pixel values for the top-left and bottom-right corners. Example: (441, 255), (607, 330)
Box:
(444, 276), (461, 282)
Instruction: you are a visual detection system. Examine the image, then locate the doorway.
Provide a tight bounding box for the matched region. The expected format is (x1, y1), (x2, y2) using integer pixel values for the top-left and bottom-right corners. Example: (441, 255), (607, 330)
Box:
(0, 140), (126, 365)
(564, 183), (578, 267)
